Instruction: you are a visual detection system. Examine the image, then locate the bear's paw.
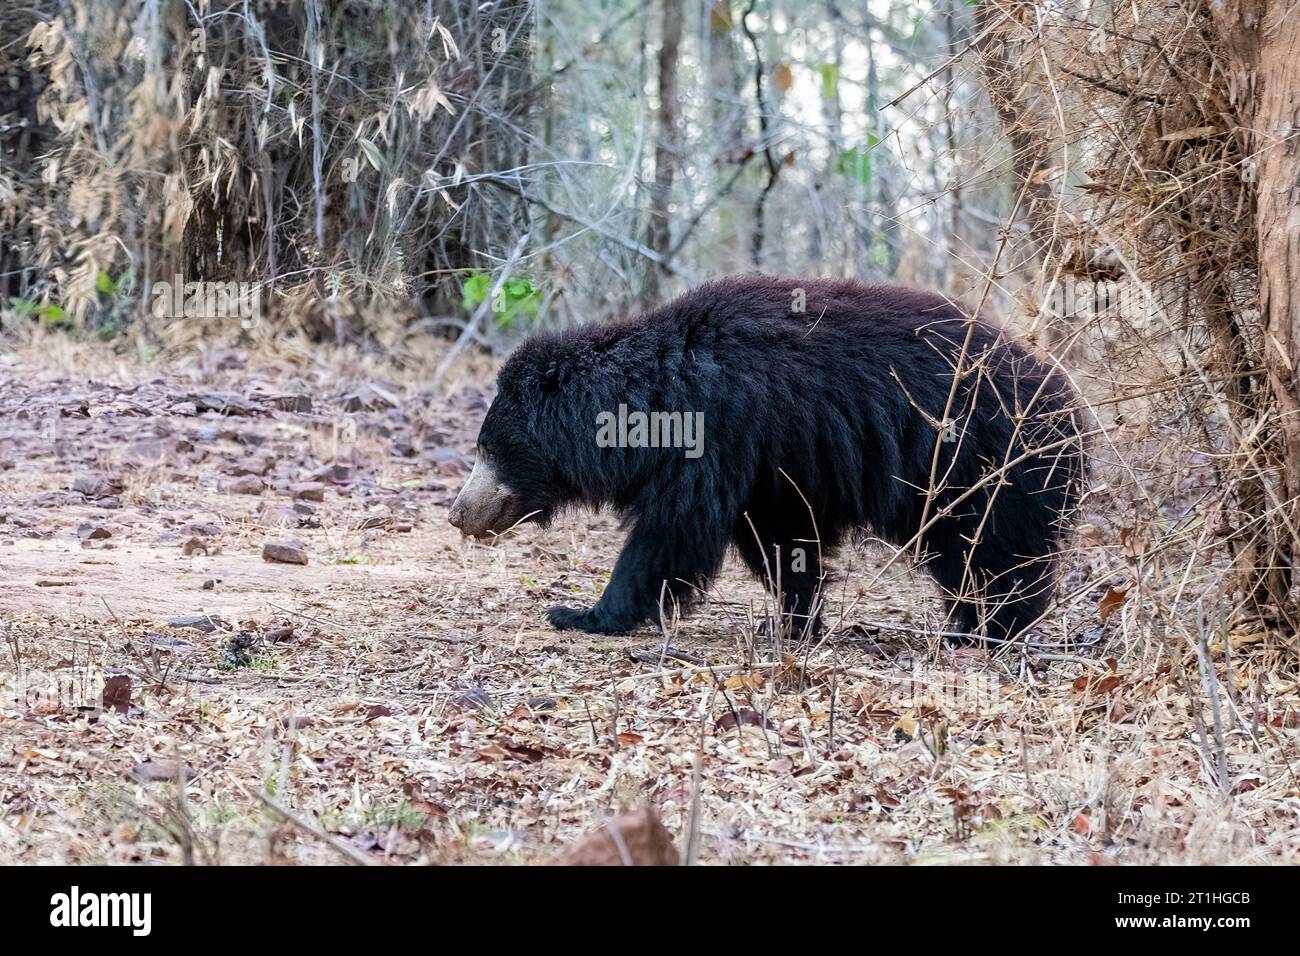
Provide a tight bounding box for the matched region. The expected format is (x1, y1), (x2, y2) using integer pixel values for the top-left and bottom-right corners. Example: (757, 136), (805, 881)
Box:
(547, 605), (633, 635)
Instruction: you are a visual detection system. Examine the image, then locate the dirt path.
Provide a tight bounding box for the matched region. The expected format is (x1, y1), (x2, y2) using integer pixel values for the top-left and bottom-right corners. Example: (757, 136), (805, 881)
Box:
(1, 350), (1296, 865)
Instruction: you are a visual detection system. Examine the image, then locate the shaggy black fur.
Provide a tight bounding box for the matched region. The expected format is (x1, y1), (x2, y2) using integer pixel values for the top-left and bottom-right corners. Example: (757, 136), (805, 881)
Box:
(471, 275), (1086, 640)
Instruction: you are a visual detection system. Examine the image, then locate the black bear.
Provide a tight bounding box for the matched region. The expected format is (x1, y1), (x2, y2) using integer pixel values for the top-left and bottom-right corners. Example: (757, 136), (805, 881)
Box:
(448, 276), (1085, 641)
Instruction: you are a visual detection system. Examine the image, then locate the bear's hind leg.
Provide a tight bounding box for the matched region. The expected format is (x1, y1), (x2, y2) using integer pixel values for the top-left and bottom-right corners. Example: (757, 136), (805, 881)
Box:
(732, 515), (826, 637)
(980, 557), (1055, 641)
(929, 546), (1053, 642)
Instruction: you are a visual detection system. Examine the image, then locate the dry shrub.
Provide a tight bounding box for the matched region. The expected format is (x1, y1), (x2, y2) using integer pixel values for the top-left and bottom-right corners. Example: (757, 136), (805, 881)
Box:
(973, 0), (1297, 666)
(1, 0), (533, 342)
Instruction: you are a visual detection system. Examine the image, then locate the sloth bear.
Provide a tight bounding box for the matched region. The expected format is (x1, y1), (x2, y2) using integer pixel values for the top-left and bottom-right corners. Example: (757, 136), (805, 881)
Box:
(448, 275), (1085, 641)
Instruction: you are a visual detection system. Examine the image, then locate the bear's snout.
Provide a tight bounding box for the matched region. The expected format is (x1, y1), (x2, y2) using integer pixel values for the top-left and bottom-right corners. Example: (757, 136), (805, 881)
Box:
(448, 457), (519, 537)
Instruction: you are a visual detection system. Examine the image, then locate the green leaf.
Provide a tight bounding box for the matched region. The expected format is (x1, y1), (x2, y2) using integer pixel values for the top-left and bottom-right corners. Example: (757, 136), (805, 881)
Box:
(332, 553), (373, 565)
(461, 271), (491, 311)
(867, 236), (892, 268)
(836, 135), (882, 190)
(837, 147), (872, 189)
(462, 271), (540, 329)
(38, 304), (67, 324)
(494, 276), (540, 329)
(819, 63), (839, 100)
(95, 271), (115, 294)
(8, 297), (37, 318)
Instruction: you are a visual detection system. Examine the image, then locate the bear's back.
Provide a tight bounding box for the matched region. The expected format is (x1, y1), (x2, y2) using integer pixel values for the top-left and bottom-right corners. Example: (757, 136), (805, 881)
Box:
(658, 275), (975, 343)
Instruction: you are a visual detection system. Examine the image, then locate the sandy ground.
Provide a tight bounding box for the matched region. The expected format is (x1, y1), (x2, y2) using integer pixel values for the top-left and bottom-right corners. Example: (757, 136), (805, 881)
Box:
(2, 345), (1298, 865)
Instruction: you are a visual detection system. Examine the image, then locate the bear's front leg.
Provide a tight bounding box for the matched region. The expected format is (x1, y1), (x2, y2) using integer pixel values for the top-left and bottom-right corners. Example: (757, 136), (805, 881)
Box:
(548, 520), (726, 634)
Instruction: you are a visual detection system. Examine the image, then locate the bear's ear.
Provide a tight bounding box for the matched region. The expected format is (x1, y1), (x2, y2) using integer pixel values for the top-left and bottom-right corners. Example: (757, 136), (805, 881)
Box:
(539, 359), (562, 393)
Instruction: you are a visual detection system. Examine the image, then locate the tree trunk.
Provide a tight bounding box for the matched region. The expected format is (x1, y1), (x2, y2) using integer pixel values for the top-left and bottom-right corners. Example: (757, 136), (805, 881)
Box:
(1209, 0), (1300, 617)
(643, 0), (684, 306)
(941, 0), (963, 262)
(740, 0), (780, 269)
(972, 2), (1056, 268)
